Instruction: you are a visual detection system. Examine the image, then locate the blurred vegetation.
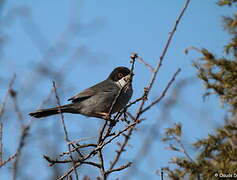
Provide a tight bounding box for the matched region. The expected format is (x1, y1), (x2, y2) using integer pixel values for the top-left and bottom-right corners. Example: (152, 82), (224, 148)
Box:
(162, 1), (237, 179)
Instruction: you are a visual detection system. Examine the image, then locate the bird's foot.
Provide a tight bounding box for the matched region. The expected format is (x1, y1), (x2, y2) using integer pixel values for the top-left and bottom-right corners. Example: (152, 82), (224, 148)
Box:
(95, 112), (111, 120)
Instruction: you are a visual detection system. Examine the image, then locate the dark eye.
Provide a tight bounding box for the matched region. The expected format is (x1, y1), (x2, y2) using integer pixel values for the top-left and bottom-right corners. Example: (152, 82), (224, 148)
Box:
(117, 72), (124, 79)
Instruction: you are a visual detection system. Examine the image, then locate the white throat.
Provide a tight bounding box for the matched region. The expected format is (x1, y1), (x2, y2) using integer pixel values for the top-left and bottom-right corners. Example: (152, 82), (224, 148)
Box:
(115, 74), (131, 88)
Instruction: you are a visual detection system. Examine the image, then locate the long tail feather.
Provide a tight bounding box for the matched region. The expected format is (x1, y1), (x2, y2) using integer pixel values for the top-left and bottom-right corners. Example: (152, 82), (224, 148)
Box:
(29, 104), (73, 118)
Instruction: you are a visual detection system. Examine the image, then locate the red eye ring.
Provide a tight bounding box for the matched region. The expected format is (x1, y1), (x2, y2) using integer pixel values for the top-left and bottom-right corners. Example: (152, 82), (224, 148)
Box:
(117, 73), (123, 79)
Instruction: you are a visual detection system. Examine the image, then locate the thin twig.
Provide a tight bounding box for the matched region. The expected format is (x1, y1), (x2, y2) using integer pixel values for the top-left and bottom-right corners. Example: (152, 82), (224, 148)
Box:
(0, 74), (16, 119)
(59, 163), (81, 180)
(141, 68), (181, 113)
(0, 152), (17, 167)
(60, 143), (97, 156)
(97, 123), (107, 179)
(137, 56), (155, 72)
(52, 81), (79, 180)
(13, 125), (30, 180)
(68, 136), (97, 145)
(109, 133), (129, 170)
(125, 96), (144, 109)
(44, 155), (101, 168)
(10, 89), (24, 127)
(106, 162), (132, 175)
(0, 74), (16, 163)
(171, 134), (201, 180)
(98, 149), (106, 179)
(98, 121), (139, 151)
(171, 134), (194, 163)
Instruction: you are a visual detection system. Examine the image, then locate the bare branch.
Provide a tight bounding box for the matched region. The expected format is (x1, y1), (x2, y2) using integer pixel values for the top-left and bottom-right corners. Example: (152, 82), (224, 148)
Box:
(137, 56), (155, 72)
(141, 68), (181, 114)
(106, 162), (132, 175)
(43, 155), (101, 168)
(0, 153), (17, 167)
(12, 125), (30, 180)
(52, 81), (79, 180)
(0, 74), (16, 163)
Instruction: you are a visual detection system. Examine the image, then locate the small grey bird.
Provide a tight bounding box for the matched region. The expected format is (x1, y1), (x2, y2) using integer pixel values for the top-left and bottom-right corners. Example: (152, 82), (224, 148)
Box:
(29, 66), (133, 119)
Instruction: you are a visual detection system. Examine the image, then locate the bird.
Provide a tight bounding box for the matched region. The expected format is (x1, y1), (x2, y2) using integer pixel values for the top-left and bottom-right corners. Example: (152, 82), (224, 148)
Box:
(29, 66), (133, 119)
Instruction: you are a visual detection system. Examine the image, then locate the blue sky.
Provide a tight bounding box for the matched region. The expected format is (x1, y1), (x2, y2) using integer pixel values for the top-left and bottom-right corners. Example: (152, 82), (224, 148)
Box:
(0, 0), (235, 179)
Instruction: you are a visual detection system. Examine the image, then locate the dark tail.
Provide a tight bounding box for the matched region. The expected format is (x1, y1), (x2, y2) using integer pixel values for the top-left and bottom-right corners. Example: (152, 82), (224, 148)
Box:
(29, 104), (74, 118)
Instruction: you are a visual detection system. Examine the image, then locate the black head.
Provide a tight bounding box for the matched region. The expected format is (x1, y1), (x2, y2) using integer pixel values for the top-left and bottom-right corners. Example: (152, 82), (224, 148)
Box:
(108, 66), (131, 82)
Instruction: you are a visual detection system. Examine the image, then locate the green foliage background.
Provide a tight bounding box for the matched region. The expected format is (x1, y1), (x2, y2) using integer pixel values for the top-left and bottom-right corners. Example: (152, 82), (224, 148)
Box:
(162, 1), (237, 179)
